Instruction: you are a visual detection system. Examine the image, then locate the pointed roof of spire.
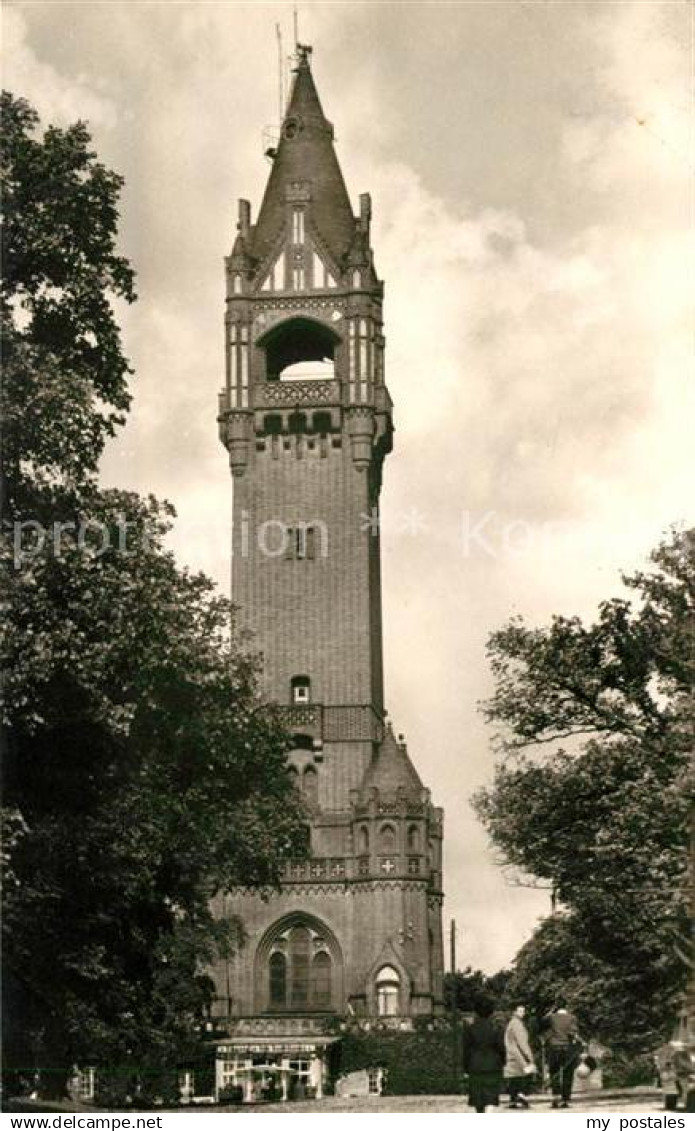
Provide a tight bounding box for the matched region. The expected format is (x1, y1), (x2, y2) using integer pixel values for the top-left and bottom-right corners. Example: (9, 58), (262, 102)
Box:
(251, 47), (356, 265)
(359, 724), (425, 801)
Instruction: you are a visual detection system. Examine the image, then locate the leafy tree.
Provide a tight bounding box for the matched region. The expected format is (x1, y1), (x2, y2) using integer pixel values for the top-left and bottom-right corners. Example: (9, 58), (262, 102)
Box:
(1, 96), (306, 1097)
(475, 529), (693, 1053)
(1, 91), (136, 513)
(443, 967), (511, 1013)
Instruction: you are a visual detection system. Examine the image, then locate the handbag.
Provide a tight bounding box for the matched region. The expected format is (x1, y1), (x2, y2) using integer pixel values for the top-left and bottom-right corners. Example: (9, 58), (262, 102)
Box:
(575, 1052), (595, 1080)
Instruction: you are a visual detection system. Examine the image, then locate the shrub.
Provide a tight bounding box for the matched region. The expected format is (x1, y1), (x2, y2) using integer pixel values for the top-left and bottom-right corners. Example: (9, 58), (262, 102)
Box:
(336, 1028), (463, 1095)
(603, 1051), (657, 1089)
(218, 1084), (243, 1105)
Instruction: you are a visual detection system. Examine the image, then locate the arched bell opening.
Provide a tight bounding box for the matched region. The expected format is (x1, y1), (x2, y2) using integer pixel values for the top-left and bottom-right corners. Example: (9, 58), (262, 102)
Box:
(259, 317), (341, 381)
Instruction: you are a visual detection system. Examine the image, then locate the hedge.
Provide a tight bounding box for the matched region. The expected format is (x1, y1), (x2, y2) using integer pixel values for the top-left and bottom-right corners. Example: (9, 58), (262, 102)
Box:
(334, 1027), (463, 1095)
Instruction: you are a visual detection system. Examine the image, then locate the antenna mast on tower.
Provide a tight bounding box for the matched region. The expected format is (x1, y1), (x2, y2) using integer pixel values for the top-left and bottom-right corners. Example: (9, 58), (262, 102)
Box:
(285, 5), (300, 100)
(275, 22), (284, 122)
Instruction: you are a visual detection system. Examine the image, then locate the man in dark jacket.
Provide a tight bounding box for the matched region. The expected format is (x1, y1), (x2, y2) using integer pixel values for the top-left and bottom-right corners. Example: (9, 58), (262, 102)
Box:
(542, 1000), (582, 1108)
(462, 996), (506, 1113)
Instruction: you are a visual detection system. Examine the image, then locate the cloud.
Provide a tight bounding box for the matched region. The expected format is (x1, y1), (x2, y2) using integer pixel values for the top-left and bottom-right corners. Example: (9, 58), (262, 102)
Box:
(372, 161), (691, 536)
(3, 7), (118, 129)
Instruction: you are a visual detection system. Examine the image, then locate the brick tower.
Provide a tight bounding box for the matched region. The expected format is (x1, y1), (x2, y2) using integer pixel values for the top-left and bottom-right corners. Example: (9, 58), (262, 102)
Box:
(212, 46), (444, 1101)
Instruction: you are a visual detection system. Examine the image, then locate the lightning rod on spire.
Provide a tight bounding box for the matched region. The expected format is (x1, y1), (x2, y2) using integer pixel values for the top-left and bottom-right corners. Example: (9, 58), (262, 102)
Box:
(275, 22), (284, 123)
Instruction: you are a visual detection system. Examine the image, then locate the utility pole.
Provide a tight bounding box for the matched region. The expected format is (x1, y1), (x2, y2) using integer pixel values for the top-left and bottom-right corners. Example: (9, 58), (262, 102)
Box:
(450, 919), (459, 1082)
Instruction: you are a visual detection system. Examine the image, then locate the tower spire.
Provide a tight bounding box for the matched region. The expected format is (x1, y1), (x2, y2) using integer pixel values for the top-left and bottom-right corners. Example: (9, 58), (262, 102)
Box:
(250, 47), (355, 265)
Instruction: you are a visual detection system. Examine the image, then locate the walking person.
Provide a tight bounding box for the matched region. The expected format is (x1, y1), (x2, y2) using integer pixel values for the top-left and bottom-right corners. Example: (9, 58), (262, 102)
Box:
(542, 999), (582, 1109)
(462, 995), (506, 1113)
(504, 1004), (535, 1108)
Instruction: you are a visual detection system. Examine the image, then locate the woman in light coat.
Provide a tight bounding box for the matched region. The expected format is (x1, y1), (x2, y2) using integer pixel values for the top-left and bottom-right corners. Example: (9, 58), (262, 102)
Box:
(504, 1004), (535, 1109)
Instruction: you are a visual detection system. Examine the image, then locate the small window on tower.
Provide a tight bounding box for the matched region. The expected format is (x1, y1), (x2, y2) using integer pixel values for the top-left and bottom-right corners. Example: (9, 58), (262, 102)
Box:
(302, 765), (318, 804)
(285, 524), (323, 560)
(301, 526), (316, 560)
(291, 675), (311, 705)
(292, 209), (305, 244)
(291, 733), (314, 751)
(233, 274), (242, 294)
(289, 412), (307, 435)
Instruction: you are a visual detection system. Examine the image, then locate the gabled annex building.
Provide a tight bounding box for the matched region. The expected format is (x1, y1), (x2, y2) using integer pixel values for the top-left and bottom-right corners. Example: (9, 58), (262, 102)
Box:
(212, 46), (445, 1102)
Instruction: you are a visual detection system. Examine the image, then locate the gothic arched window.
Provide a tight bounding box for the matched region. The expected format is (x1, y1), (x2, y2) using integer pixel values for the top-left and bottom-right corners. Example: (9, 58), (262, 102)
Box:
(311, 951), (332, 1008)
(267, 926), (333, 1011)
(269, 951), (286, 1008)
(261, 913), (342, 1015)
(407, 824), (420, 852)
(376, 965), (401, 1017)
(289, 925), (311, 1008)
(380, 823), (396, 852)
(358, 826), (369, 854)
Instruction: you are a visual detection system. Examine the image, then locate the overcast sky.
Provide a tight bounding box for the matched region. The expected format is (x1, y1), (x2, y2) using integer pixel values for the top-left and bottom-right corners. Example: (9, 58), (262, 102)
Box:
(5, 0), (693, 973)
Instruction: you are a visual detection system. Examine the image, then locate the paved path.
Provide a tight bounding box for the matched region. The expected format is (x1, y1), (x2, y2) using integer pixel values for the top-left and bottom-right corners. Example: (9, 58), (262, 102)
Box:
(3, 1087), (670, 1115)
(237, 1088), (664, 1113)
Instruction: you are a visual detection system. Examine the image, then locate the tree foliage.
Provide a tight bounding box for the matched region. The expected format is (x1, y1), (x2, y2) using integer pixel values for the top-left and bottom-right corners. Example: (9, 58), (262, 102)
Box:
(443, 968), (511, 1013)
(1, 95), (305, 1096)
(2, 506), (305, 1082)
(1, 92), (136, 509)
(475, 529), (694, 1052)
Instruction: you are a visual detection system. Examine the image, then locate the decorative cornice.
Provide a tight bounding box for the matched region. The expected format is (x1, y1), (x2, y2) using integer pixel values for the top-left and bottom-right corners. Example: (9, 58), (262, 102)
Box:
(224, 878), (431, 898)
(252, 296), (347, 312)
(255, 380), (339, 408)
